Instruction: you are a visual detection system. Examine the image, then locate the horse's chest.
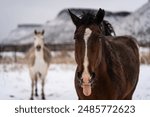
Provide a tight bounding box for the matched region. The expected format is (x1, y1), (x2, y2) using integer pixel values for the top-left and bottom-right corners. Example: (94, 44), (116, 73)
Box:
(32, 55), (48, 74)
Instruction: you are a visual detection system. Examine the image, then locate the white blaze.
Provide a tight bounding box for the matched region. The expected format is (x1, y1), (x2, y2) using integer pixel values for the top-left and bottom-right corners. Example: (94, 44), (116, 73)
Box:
(82, 28), (92, 82)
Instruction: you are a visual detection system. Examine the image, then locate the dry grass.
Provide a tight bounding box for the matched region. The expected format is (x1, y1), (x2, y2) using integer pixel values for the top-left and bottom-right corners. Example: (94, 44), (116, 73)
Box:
(140, 52), (150, 64)
(1, 50), (150, 65)
(51, 51), (75, 64)
(0, 56), (25, 64)
(0, 51), (76, 64)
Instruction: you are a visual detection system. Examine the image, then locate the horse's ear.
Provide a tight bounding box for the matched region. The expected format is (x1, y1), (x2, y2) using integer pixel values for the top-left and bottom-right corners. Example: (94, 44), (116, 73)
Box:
(34, 30), (37, 35)
(42, 30), (45, 35)
(95, 8), (105, 25)
(68, 9), (81, 27)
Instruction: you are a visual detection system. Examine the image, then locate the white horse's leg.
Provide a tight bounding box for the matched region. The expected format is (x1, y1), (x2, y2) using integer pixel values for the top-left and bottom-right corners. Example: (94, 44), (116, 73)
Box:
(35, 75), (38, 97)
(30, 77), (35, 100)
(41, 78), (45, 100)
(41, 68), (48, 100)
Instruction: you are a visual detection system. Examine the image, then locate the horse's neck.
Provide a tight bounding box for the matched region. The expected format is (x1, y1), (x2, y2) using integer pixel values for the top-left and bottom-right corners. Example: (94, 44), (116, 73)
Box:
(98, 39), (107, 74)
(98, 55), (107, 74)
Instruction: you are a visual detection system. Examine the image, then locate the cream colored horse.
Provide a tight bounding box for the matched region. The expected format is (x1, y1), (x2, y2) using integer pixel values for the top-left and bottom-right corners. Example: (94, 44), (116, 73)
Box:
(26, 30), (51, 100)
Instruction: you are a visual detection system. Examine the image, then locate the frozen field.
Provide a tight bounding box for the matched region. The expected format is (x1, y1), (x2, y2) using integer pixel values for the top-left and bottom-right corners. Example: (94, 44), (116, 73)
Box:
(0, 64), (150, 100)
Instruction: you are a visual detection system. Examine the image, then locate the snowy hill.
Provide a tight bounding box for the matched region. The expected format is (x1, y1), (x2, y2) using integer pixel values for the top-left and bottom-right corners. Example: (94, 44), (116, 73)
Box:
(1, 2), (150, 46)
(115, 1), (150, 44)
(1, 24), (42, 45)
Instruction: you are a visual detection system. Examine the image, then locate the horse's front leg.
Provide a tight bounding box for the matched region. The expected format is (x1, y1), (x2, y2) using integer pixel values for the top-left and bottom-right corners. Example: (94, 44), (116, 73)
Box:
(41, 78), (45, 100)
(35, 76), (38, 97)
(30, 78), (35, 100)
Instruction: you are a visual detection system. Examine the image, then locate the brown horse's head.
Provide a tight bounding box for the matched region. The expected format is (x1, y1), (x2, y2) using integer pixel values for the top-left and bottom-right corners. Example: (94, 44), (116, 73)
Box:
(69, 9), (105, 96)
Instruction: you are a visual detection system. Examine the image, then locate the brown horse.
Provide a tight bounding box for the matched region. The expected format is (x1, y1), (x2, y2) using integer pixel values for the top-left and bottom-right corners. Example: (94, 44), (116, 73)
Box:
(68, 8), (140, 100)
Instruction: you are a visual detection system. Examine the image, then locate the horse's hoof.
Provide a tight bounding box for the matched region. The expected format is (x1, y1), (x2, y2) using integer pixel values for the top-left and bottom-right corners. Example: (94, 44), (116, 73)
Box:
(30, 97), (34, 100)
(42, 96), (45, 100)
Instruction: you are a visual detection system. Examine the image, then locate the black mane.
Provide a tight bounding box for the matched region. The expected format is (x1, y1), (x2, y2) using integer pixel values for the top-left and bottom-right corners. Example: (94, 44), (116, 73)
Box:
(102, 20), (116, 36)
(78, 11), (116, 36)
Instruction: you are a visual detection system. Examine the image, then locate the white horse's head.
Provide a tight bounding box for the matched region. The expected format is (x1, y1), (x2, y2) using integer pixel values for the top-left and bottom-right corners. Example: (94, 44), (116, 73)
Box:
(34, 30), (45, 51)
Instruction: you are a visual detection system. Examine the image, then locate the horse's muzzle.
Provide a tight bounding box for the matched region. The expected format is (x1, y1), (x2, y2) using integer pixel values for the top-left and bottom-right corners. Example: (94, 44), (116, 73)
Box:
(36, 45), (41, 51)
(77, 72), (96, 87)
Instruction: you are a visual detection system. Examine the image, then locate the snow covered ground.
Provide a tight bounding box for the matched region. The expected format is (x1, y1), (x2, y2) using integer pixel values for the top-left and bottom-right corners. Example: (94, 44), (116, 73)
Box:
(0, 63), (150, 100)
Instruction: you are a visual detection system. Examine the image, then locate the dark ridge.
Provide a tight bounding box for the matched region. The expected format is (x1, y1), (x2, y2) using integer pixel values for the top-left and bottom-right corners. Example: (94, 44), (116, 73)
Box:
(106, 11), (131, 17)
(18, 24), (42, 28)
(58, 8), (97, 17)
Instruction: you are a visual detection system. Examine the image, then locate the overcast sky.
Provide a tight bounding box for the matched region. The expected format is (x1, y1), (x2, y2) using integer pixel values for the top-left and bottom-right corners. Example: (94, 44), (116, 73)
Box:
(0, 0), (148, 39)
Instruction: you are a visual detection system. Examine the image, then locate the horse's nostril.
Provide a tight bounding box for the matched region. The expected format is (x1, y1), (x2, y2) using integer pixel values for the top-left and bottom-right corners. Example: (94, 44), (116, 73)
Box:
(79, 78), (83, 85)
(89, 72), (96, 84)
(89, 79), (92, 83)
(89, 78), (94, 85)
(36, 45), (41, 51)
(81, 78), (83, 83)
(91, 72), (96, 79)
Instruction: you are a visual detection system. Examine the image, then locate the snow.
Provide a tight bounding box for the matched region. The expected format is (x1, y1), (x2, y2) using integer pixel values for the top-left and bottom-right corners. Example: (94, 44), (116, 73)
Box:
(0, 63), (150, 100)
(0, 64), (77, 100)
(133, 65), (150, 99)
(140, 47), (150, 53)
(0, 52), (25, 58)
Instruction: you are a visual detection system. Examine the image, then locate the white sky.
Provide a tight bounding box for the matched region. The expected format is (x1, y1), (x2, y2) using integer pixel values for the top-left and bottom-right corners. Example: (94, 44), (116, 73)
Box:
(0, 0), (148, 39)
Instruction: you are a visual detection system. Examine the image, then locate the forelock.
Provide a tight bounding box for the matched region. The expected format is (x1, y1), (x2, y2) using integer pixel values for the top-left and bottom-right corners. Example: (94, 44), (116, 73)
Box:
(80, 12), (96, 26)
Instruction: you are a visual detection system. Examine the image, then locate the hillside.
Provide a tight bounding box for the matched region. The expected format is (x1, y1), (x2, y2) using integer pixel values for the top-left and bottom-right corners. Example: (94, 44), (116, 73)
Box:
(115, 2), (150, 45)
